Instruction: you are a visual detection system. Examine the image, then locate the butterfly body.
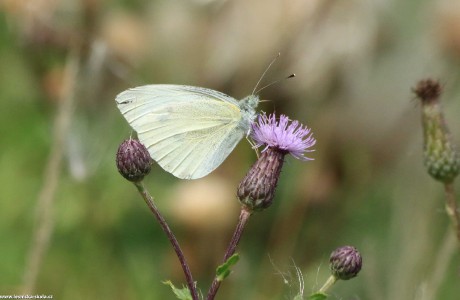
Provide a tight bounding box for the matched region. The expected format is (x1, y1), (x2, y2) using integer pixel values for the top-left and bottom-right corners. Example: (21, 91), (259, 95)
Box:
(116, 84), (259, 179)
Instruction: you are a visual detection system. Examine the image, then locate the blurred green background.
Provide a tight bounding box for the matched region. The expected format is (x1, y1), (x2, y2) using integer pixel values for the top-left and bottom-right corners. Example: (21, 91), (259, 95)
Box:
(1, 0), (460, 299)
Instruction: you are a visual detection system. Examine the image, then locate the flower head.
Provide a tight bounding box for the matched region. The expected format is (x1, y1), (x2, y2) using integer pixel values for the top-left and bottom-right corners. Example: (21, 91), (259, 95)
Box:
(237, 113), (315, 212)
(251, 113), (316, 160)
(116, 139), (153, 182)
(413, 79), (459, 183)
(413, 79), (442, 104)
(329, 246), (362, 280)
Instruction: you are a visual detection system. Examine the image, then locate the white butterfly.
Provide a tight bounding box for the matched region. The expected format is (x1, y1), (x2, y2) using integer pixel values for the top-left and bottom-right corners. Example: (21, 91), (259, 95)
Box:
(116, 85), (259, 179)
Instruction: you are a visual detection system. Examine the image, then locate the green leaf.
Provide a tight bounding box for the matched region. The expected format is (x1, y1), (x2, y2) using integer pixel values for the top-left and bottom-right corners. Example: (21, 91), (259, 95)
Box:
(216, 253), (240, 282)
(308, 292), (328, 300)
(162, 280), (193, 300)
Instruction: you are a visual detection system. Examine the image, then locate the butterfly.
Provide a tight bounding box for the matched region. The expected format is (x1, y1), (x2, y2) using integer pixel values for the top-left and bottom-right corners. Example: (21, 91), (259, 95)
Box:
(116, 85), (259, 179)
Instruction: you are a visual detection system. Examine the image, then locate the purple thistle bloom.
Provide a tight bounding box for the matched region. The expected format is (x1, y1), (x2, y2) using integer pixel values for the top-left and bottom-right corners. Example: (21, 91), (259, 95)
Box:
(237, 113), (316, 212)
(251, 113), (316, 160)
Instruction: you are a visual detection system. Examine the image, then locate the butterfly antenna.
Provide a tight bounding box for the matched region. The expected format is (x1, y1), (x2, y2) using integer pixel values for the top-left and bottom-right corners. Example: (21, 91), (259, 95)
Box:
(254, 73), (296, 95)
(252, 53), (281, 95)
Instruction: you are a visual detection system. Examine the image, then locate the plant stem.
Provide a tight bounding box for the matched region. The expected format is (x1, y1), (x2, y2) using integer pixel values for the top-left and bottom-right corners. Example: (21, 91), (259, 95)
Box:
(443, 182), (460, 244)
(206, 207), (252, 300)
(134, 181), (199, 300)
(420, 182), (459, 300)
(21, 53), (78, 294)
(318, 275), (337, 294)
(421, 228), (457, 300)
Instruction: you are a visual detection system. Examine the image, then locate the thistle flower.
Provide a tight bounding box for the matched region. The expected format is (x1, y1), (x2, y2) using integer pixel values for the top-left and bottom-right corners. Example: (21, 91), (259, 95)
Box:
(414, 79), (460, 183)
(251, 113), (316, 160)
(116, 139), (153, 182)
(237, 113), (316, 211)
(329, 245), (362, 280)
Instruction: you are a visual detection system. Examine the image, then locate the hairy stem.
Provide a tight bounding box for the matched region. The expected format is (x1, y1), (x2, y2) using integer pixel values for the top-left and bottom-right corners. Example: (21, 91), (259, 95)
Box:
(206, 207), (252, 300)
(134, 181), (199, 300)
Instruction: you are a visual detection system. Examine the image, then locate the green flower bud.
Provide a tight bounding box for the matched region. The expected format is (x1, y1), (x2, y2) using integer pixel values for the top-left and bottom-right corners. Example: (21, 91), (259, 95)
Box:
(116, 139), (153, 182)
(414, 79), (460, 183)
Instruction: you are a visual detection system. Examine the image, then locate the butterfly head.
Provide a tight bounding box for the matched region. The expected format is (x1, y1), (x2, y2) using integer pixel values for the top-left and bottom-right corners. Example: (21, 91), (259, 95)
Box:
(240, 94), (259, 112)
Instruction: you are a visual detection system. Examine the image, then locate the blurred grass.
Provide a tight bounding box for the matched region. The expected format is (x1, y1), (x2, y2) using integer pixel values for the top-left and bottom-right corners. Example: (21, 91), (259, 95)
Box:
(1, 0), (460, 299)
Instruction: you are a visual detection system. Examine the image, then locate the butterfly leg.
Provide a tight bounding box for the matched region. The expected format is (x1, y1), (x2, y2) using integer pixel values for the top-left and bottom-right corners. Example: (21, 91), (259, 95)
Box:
(245, 134), (260, 159)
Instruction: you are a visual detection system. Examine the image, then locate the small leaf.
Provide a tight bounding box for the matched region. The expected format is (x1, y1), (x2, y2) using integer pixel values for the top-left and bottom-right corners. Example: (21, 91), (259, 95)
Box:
(308, 292), (328, 300)
(162, 280), (193, 300)
(216, 253), (240, 282)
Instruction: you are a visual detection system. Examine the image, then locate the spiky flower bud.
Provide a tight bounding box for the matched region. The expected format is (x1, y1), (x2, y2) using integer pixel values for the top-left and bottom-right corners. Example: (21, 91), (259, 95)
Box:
(329, 246), (362, 280)
(238, 148), (285, 211)
(116, 139), (153, 182)
(414, 79), (460, 183)
(237, 113), (316, 212)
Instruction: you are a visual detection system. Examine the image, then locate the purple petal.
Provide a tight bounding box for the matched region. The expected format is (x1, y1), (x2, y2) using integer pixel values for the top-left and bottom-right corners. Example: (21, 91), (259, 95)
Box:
(251, 113), (316, 160)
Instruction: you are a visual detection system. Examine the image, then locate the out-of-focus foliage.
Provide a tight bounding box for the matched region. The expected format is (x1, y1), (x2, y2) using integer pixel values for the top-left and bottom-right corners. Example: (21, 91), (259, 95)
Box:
(1, 0), (460, 299)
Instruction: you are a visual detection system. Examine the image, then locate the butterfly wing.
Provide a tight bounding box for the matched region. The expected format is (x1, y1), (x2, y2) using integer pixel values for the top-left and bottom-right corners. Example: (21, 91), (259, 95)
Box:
(116, 84), (250, 179)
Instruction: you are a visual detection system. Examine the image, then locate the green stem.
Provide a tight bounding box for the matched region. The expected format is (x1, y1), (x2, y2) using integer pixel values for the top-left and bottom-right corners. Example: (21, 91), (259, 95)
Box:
(443, 182), (460, 244)
(318, 275), (337, 294)
(22, 53), (78, 294)
(206, 207), (252, 300)
(422, 228), (457, 300)
(134, 181), (199, 300)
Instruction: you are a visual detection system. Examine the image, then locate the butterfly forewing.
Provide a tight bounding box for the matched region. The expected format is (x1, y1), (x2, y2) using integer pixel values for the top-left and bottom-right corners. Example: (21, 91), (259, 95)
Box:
(116, 85), (248, 179)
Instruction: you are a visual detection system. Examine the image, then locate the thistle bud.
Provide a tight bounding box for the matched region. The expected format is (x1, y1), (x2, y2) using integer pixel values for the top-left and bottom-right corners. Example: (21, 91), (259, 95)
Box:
(116, 139), (153, 182)
(237, 148), (285, 211)
(414, 79), (460, 183)
(329, 246), (362, 280)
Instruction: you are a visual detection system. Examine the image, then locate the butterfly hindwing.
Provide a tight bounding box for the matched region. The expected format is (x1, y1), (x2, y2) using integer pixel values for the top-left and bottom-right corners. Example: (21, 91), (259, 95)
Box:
(116, 85), (248, 179)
